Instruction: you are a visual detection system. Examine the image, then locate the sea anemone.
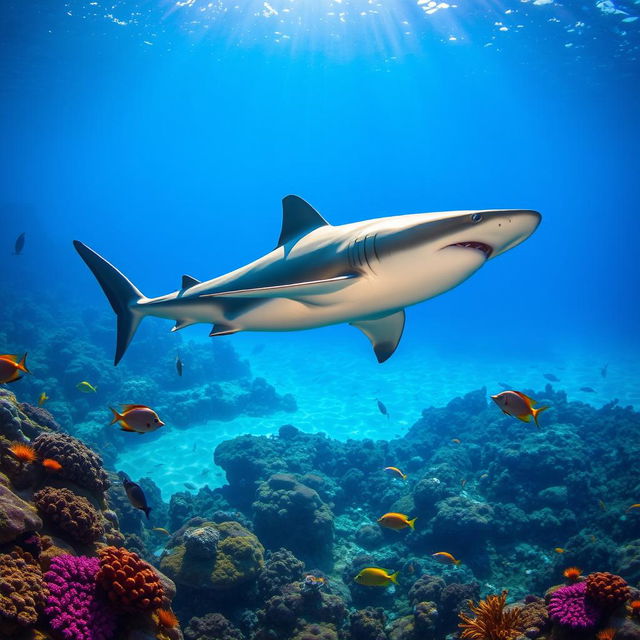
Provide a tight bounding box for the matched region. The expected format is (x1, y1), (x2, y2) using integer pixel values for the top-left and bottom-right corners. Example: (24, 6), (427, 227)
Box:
(155, 608), (179, 628)
(597, 629), (617, 640)
(8, 443), (38, 463)
(563, 567), (582, 582)
(459, 590), (525, 640)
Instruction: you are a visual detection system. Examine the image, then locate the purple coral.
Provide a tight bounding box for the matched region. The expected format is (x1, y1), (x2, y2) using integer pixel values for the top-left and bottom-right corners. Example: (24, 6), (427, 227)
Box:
(547, 581), (601, 629)
(44, 554), (117, 640)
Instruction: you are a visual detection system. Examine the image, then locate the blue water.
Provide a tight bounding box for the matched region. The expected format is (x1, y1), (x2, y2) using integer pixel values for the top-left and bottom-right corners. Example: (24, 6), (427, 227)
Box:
(1, 1), (639, 496)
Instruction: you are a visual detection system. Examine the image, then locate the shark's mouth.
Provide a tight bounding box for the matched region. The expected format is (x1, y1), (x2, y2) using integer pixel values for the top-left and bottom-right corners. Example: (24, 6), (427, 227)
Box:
(445, 241), (493, 259)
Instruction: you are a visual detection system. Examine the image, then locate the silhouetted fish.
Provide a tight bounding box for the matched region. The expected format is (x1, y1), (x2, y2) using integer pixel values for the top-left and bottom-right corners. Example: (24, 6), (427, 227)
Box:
(252, 344), (265, 354)
(376, 399), (389, 418)
(120, 473), (151, 519)
(497, 382), (512, 390)
(601, 364), (608, 378)
(176, 354), (183, 377)
(543, 373), (559, 382)
(184, 482), (197, 490)
(580, 387), (596, 393)
(14, 232), (25, 255)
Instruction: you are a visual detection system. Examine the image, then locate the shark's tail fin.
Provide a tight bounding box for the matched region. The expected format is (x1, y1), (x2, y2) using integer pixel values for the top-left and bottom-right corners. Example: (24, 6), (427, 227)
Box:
(73, 240), (145, 365)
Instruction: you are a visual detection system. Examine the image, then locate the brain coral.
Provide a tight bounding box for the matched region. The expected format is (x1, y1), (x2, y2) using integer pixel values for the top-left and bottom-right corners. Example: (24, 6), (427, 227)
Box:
(97, 546), (165, 612)
(586, 572), (630, 609)
(160, 521), (264, 591)
(34, 486), (104, 545)
(0, 549), (46, 634)
(252, 473), (334, 563)
(547, 581), (601, 629)
(33, 432), (110, 495)
(45, 554), (117, 640)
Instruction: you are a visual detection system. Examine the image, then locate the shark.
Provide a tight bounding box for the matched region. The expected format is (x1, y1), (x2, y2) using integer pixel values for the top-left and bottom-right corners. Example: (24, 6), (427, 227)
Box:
(73, 195), (541, 365)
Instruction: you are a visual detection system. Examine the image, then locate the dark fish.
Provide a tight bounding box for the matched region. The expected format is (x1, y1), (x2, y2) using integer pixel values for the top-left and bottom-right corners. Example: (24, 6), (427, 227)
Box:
(376, 399), (389, 418)
(192, 443), (197, 452)
(200, 468), (210, 476)
(498, 382), (512, 390)
(176, 354), (183, 377)
(580, 387), (596, 393)
(543, 373), (559, 382)
(14, 232), (25, 255)
(252, 344), (265, 354)
(601, 364), (608, 378)
(120, 474), (151, 519)
(184, 482), (197, 490)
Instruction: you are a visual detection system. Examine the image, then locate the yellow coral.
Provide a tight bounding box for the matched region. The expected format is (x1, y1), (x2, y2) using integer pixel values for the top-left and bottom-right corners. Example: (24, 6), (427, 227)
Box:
(459, 591), (525, 640)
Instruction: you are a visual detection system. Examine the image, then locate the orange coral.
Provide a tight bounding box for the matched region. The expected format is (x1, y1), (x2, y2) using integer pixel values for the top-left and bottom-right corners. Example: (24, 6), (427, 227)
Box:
(8, 443), (37, 463)
(97, 546), (165, 613)
(155, 608), (179, 628)
(597, 629), (617, 640)
(586, 572), (630, 608)
(459, 590), (526, 640)
(563, 567), (582, 581)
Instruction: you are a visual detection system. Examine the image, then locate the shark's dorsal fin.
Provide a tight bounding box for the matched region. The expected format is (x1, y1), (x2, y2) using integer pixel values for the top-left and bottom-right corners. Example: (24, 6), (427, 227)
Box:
(277, 195), (329, 247)
(182, 275), (200, 289)
(350, 310), (405, 363)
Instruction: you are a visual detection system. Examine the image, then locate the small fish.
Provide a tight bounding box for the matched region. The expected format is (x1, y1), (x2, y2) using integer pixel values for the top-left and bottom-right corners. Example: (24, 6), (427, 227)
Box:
(480, 473), (489, 479)
(376, 399), (389, 418)
(110, 405), (164, 433)
(0, 354), (30, 384)
(200, 468), (210, 476)
(14, 232), (25, 255)
(383, 466), (407, 481)
(491, 391), (549, 428)
(554, 547), (565, 553)
(497, 382), (512, 390)
(42, 458), (63, 472)
(601, 364), (608, 378)
(252, 344), (265, 354)
(121, 474), (152, 519)
(543, 373), (560, 382)
(38, 392), (49, 406)
(184, 482), (197, 490)
(460, 478), (467, 488)
(77, 381), (98, 393)
(590, 535), (598, 543)
(377, 512), (417, 530)
(175, 355), (183, 377)
(451, 438), (461, 444)
(354, 567), (398, 587)
(598, 499), (607, 511)
(192, 443), (197, 452)
(154, 463), (165, 468)
(152, 527), (171, 536)
(406, 562), (415, 575)
(625, 504), (640, 513)
(580, 387), (596, 393)
(303, 574), (326, 588)
(432, 551), (461, 566)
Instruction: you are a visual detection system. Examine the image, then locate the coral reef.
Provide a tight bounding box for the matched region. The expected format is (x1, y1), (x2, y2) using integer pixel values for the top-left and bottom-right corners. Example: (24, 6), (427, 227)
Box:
(0, 472), (42, 543)
(349, 607), (387, 640)
(586, 572), (630, 609)
(34, 486), (104, 545)
(184, 612), (245, 640)
(257, 547), (306, 599)
(458, 591), (525, 640)
(44, 554), (117, 640)
(547, 581), (602, 629)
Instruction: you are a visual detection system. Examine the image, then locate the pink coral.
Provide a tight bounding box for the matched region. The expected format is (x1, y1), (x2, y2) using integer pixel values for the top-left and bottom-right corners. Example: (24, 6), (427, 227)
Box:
(547, 581), (601, 629)
(44, 554), (117, 640)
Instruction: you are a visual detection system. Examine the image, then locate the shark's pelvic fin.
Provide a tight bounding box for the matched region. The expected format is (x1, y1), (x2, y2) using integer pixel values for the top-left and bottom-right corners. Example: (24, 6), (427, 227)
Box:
(181, 275), (200, 289)
(350, 310), (406, 363)
(73, 240), (145, 366)
(277, 195), (330, 247)
(209, 324), (241, 337)
(171, 319), (196, 332)
(201, 274), (358, 300)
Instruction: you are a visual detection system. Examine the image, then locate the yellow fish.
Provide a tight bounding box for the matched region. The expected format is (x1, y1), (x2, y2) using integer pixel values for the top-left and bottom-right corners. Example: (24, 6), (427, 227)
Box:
(554, 547), (565, 554)
(626, 504), (640, 513)
(77, 381), (98, 393)
(354, 567), (398, 587)
(383, 466), (407, 481)
(432, 551), (461, 566)
(38, 392), (49, 406)
(152, 527), (171, 536)
(377, 512), (417, 530)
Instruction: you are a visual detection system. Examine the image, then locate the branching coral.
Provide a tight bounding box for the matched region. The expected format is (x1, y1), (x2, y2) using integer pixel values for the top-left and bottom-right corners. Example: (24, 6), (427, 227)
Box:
(34, 486), (104, 544)
(97, 546), (165, 612)
(458, 591), (525, 640)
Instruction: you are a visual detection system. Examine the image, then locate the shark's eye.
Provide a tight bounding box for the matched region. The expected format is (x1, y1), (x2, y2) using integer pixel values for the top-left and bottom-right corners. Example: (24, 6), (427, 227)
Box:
(471, 213), (483, 223)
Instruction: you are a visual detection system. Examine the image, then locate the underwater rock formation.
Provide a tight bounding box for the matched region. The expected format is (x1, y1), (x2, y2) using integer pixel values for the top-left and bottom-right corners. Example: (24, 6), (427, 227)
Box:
(257, 547), (306, 599)
(184, 612), (245, 640)
(0, 472), (42, 543)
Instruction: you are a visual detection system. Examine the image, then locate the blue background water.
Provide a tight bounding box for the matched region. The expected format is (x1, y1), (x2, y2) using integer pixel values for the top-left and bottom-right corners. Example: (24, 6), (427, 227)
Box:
(1, 1), (639, 493)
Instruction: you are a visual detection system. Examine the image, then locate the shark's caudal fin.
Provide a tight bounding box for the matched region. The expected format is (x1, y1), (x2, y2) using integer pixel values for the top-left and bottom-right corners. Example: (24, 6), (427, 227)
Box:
(73, 241), (145, 366)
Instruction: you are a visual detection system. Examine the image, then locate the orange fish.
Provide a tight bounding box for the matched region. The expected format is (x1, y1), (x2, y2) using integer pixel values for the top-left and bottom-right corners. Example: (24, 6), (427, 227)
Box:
(377, 512), (417, 530)
(554, 547), (565, 554)
(432, 551), (461, 566)
(491, 390), (549, 428)
(0, 354), (29, 384)
(626, 504), (640, 513)
(110, 405), (165, 433)
(383, 466), (407, 481)
(42, 458), (62, 472)
(8, 442), (37, 463)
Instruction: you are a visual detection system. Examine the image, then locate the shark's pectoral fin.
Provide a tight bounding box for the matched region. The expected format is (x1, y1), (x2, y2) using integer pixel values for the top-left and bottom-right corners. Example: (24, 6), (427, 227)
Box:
(171, 319), (196, 332)
(182, 275), (200, 289)
(201, 274), (358, 300)
(277, 195), (330, 247)
(209, 324), (241, 337)
(350, 310), (405, 363)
